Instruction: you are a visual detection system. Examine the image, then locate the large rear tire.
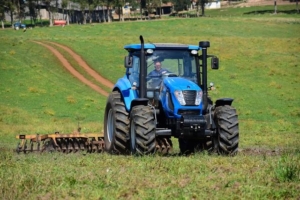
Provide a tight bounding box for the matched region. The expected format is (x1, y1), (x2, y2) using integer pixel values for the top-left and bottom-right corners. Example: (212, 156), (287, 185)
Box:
(130, 105), (156, 155)
(104, 91), (130, 154)
(214, 105), (239, 155)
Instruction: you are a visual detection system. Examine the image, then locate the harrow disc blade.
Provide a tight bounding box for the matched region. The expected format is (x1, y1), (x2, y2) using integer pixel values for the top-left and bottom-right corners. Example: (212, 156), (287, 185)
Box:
(156, 137), (173, 155)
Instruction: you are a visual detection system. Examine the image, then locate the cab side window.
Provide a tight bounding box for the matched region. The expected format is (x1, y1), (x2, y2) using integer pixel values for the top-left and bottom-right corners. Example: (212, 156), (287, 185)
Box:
(129, 56), (140, 86)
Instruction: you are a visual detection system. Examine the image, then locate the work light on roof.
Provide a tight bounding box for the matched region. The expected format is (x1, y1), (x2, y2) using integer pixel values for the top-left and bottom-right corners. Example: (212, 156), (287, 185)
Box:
(191, 50), (198, 55)
(146, 49), (154, 54)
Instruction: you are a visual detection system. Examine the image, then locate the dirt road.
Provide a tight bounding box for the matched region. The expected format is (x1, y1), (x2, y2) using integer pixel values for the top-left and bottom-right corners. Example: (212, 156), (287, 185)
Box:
(230, 0), (296, 7)
(33, 41), (114, 97)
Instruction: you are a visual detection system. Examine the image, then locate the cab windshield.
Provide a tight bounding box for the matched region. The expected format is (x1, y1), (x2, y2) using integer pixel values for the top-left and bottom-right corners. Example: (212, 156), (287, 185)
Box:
(146, 50), (198, 84)
(127, 49), (199, 89)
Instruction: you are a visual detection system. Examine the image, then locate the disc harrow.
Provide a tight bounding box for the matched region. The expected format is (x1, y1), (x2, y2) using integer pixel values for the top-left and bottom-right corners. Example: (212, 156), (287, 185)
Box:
(16, 131), (174, 155)
(156, 137), (173, 155)
(16, 131), (104, 154)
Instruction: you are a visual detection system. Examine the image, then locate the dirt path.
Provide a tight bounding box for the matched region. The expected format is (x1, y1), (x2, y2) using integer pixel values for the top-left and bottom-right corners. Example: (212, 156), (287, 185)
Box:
(33, 41), (111, 96)
(231, 0), (296, 7)
(46, 41), (114, 89)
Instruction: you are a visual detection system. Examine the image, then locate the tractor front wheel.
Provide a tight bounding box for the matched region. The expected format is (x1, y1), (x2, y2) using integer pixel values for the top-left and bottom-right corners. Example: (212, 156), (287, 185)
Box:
(104, 91), (130, 154)
(130, 105), (156, 155)
(213, 105), (239, 155)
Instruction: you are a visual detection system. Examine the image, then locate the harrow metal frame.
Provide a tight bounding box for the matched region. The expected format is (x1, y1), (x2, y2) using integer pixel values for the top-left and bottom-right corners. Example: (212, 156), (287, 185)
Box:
(16, 132), (104, 154)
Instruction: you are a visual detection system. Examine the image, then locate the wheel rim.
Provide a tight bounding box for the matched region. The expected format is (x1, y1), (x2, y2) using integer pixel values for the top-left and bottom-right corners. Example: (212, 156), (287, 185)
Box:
(107, 109), (114, 143)
(130, 119), (136, 151)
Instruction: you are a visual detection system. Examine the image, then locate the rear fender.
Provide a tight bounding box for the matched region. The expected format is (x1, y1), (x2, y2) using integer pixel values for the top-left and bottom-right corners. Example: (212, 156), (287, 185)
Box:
(130, 98), (149, 112)
(215, 98), (234, 107)
(113, 76), (138, 111)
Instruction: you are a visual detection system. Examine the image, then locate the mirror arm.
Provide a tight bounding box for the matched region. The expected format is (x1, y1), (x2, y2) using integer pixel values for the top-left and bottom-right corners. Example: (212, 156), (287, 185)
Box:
(199, 54), (216, 60)
(207, 54), (216, 58)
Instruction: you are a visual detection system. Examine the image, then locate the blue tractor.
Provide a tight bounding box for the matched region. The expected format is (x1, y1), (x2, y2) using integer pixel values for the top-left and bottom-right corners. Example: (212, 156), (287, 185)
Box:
(104, 36), (239, 155)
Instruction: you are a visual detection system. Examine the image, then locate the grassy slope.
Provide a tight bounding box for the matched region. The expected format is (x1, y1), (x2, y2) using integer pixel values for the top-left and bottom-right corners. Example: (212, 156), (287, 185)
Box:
(0, 5), (299, 199)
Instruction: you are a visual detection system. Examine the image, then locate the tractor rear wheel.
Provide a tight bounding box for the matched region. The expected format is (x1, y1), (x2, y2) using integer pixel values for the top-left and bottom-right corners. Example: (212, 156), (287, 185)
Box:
(104, 91), (130, 154)
(214, 105), (239, 155)
(130, 105), (156, 155)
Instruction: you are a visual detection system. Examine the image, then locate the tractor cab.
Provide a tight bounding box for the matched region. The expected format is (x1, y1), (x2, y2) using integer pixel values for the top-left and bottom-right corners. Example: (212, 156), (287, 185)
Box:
(124, 44), (204, 107)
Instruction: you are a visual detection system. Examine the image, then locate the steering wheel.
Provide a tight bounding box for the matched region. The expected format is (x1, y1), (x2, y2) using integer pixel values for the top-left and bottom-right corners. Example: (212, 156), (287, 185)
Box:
(163, 73), (178, 77)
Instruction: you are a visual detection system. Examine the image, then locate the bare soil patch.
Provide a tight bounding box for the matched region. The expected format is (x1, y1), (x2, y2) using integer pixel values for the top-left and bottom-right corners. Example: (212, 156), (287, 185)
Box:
(239, 147), (287, 156)
(46, 41), (114, 89)
(226, 0), (296, 7)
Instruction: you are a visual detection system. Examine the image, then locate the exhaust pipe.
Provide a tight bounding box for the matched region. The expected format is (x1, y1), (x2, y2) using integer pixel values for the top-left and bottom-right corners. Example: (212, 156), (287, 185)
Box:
(199, 41), (210, 112)
(139, 35), (146, 98)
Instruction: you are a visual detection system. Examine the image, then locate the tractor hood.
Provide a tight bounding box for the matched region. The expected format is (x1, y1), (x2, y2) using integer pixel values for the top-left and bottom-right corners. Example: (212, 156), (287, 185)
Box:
(163, 77), (201, 92)
(160, 77), (203, 118)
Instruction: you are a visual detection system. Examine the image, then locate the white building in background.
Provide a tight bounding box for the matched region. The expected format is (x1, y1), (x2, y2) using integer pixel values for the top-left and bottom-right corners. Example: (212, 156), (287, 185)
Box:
(205, 0), (221, 9)
(191, 0), (221, 10)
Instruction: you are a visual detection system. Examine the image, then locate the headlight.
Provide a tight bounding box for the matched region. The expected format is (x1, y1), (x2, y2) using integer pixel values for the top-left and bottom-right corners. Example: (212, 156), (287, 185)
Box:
(174, 90), (186, 105)
(195, 91), (203, 105)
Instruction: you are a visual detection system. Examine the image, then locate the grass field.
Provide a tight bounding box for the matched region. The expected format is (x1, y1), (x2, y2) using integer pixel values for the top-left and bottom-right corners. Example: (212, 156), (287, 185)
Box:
(1, 5), (300, 199)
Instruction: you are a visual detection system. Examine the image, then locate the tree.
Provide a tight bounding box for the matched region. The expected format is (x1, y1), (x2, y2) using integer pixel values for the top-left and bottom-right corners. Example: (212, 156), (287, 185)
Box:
(92, 0), (102, 22)
(87, 0), (99, 23)
(172, 0), (190, 12)
(129, 0), (139, 14)
(5, 0), (17, 26)
(199, 0), (208, 16)
(151, 0), (161, 16)
(43, 0), (55, 26)
(106, 0), (113, 22)
(61, 0), (69, 24)
(18, 0), (26, 22)
(27, 0), (38, 26)
(0, 1), (6, 29)
(98, 0), (106, 22)
(78, 0), (88, 24)
(114, 0), (123, 21)
(274, 0), (277, 14)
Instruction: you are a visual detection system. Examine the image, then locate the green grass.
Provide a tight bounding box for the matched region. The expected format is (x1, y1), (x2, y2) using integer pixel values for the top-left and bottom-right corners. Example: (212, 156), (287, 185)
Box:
(0, 38), (106, 138)
(0, 5), (300, 199)
(1, 149), (299, 199)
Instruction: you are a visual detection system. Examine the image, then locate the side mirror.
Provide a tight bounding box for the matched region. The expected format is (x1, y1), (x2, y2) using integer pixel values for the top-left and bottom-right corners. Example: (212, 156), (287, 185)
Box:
(211, 57), (219, 70)
(124, 56), (133, 68)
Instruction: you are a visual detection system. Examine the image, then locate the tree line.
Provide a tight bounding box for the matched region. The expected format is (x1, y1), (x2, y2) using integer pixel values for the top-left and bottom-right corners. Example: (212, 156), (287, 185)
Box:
(0, 0), (212, 27)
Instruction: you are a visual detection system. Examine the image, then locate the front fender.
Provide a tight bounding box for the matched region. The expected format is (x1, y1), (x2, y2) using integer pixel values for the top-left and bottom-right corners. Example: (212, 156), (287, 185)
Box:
(113, 76), (138, 111)
(215, 98), (234, 107)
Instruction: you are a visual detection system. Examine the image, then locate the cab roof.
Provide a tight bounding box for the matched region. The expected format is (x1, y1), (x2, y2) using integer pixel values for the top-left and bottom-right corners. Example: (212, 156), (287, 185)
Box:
(124, 43), (200, 52)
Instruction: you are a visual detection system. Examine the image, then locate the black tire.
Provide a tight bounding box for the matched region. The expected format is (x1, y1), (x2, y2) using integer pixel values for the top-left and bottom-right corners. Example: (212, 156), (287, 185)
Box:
(179, 139), (195, 155)
(130, 105), (156, 155)
(214, 105), (239, 156)
(104, 91), (130, 154)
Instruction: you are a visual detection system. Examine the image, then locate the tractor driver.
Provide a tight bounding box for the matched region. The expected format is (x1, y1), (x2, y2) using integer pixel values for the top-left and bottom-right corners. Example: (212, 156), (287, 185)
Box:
(147, 61), (170, 88)
(148, 61), (170, 77)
